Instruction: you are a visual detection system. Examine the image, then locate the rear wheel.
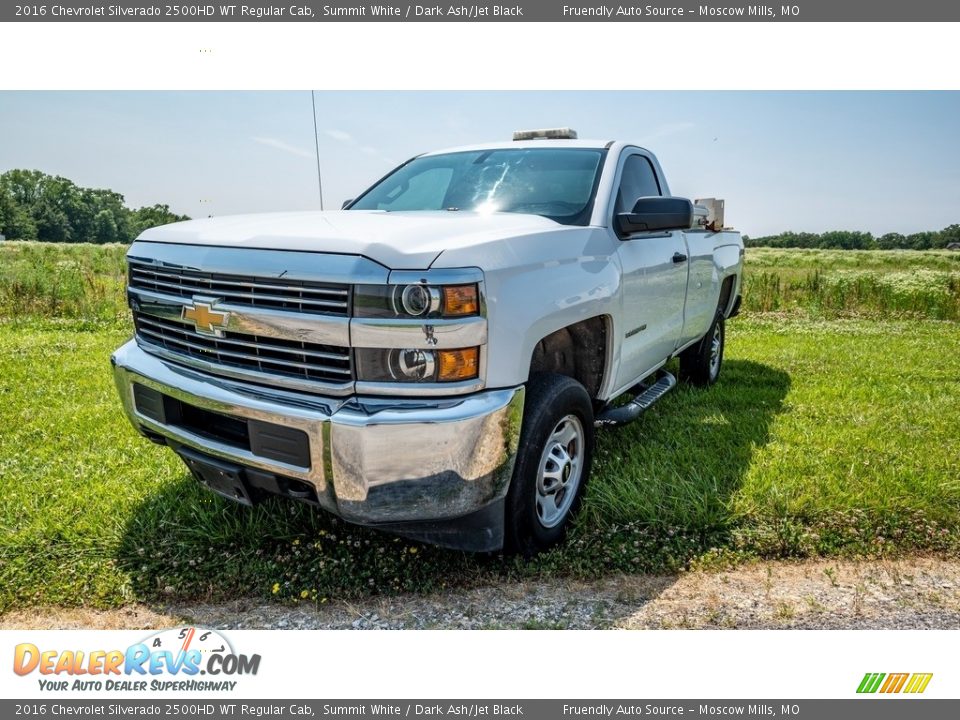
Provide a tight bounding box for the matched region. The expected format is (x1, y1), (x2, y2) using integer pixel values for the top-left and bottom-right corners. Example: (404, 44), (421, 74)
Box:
(679, 311), (725, 386)
(505, 373), (595, 557)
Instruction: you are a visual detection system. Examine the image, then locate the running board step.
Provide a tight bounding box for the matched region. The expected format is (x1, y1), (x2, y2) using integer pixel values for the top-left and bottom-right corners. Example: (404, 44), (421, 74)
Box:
(594, 371), (677, 428)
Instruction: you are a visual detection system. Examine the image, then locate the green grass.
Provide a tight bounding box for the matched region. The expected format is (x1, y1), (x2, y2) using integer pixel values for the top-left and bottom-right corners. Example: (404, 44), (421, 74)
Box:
(1, 242), (958, 610)
(0, 242), (128, 322)
(1, 315), (958, 610)
(742, 248), (960, 319)
(2, 241), (960, 321)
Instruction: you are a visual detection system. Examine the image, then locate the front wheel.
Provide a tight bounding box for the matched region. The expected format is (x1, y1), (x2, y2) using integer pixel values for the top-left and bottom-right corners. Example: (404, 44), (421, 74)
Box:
(679, 311), (725, 386)
(504, 373), (595, 557)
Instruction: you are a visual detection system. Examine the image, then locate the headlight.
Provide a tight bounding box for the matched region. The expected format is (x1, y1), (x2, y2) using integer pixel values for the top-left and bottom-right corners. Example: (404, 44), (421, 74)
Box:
(393, 348), (436, 380)
(356, 347), (480, 383)
(354, 283), (480, 319)
(399, 284), (440, 316)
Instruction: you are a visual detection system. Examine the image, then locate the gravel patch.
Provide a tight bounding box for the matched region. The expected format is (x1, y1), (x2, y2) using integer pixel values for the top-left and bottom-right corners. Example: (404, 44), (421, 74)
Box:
(3, 557), (958, 630)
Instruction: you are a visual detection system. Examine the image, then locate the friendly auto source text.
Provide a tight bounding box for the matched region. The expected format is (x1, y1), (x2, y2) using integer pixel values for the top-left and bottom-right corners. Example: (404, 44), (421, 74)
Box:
(562, 5), (787, 17)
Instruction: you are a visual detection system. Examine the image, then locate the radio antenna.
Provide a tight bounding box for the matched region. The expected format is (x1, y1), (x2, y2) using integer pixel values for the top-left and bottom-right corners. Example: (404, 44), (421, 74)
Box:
(310, 90), (325, 210)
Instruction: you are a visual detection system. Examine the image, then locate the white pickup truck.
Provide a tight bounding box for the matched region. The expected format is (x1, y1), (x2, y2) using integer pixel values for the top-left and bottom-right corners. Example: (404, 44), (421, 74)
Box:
(111, 129), (743, 555)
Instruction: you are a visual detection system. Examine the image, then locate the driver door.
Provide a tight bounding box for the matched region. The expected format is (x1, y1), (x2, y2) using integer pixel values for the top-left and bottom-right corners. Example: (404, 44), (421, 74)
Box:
(612, 153), (689, 389)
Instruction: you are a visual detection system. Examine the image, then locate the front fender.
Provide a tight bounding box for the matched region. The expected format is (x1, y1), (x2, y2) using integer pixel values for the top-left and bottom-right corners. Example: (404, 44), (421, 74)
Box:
(448, 228), (621, 391)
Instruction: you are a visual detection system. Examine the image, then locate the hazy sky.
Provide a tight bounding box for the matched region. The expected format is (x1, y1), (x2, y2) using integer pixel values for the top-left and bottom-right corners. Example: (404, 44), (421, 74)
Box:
(1, 91), (958, 237)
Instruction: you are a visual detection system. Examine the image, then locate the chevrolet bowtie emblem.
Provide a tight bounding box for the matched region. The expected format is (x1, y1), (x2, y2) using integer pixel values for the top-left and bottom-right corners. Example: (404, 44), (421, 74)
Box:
(182, 300), (229, 337)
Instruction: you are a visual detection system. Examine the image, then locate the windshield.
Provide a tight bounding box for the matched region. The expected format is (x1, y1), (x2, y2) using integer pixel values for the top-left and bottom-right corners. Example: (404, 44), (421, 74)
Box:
(349, 147), (606, 225)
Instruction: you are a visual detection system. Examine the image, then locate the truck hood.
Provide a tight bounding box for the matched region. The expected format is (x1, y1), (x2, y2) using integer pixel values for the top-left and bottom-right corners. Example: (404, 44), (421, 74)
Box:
(137, 210), (562, 270)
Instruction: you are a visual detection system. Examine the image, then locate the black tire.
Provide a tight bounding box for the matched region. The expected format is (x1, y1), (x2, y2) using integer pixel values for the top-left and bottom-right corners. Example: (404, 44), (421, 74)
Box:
(679, 311), (725, 386)
(504, 373), (595, 557)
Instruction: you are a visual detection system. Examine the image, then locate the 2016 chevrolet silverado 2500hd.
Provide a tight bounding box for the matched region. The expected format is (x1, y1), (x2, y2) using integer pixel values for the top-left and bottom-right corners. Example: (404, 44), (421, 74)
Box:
(111, 128), (744, 556)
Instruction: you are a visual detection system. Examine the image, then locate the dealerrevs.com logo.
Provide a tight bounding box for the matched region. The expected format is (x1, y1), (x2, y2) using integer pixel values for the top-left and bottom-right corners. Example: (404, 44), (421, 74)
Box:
(13, 627), (260, 692)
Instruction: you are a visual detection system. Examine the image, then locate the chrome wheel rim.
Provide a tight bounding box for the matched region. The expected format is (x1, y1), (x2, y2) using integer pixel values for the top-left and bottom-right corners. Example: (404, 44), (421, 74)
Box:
(708, 323), (723, 379)
(535, 414), (584, 529)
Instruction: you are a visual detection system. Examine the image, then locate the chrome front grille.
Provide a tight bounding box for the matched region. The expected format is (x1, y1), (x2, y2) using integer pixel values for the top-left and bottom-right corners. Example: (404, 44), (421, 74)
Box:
(134, 313), (352, 386)
(128, 258), (350, 316)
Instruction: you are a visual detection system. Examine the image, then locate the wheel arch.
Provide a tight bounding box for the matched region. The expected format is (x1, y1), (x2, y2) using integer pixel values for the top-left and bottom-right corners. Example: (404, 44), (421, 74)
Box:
(718, 273), (738, 317)
(527, 315), (612, 400)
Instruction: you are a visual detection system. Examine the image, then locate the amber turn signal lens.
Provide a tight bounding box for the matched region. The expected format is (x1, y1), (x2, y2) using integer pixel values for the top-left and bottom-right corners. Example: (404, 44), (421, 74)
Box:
(442, 284), (479, 316)
(437, 347), (480, 382)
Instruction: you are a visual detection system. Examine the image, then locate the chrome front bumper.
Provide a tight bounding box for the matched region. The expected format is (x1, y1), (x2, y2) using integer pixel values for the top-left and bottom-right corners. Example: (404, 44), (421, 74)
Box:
(111, 340), (524, 550)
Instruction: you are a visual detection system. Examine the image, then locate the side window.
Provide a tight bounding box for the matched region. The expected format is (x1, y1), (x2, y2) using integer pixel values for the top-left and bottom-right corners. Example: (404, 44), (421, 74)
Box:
(615, 154), (661, 214)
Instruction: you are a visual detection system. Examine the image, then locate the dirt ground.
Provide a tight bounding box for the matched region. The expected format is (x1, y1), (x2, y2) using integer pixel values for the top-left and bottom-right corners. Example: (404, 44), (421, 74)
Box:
(3, 557), (958, 630)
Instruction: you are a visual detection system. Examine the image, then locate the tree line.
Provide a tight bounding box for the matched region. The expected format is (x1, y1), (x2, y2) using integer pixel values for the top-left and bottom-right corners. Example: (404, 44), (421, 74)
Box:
(0, 169), (190, 244)
(744, 226), (960, 250)
(3, 168), (959, 251)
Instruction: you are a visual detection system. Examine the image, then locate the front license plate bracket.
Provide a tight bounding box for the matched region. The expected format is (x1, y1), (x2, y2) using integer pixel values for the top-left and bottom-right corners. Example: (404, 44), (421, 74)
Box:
(176, 446), (259, 506)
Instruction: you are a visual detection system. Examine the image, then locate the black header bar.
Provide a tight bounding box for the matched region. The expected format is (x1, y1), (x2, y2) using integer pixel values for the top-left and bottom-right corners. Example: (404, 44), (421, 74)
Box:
(4, 1), (960, 23)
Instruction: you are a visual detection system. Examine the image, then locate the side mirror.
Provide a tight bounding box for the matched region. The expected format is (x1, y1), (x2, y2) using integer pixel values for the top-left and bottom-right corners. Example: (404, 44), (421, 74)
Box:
(341, 199), (354, 210)
(616, 196), (693, 236)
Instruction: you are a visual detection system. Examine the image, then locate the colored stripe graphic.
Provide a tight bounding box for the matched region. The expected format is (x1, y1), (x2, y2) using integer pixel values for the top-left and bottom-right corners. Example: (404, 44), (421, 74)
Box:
(857, 672), (932, 694)
(904, 673), (933, 694)
(857, 673), (885, 693)
(881, 673), (909, 693)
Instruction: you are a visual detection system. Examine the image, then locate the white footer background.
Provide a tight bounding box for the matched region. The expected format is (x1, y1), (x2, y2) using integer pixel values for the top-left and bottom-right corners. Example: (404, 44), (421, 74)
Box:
(2, 629), (955, 699)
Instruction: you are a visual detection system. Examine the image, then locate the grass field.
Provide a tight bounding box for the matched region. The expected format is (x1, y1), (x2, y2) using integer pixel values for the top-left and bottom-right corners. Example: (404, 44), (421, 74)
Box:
(743, 248), (960, 319)
(0, 242), (128, 322)
(4, 242), (960, 322)
(1, 242), (958, 610)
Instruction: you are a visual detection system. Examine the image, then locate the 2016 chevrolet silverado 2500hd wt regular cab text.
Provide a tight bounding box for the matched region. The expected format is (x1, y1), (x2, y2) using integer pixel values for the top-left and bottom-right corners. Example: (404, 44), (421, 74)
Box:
(111, 129), (744, 556)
